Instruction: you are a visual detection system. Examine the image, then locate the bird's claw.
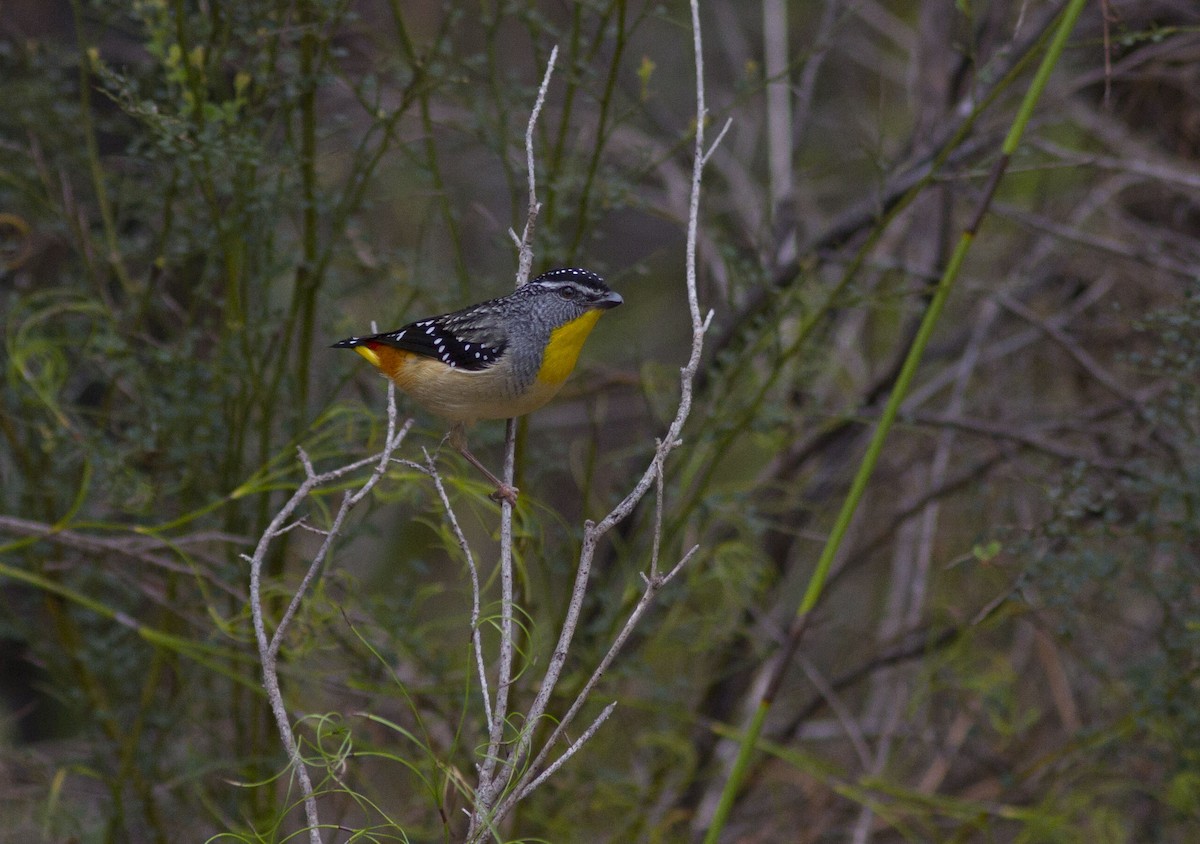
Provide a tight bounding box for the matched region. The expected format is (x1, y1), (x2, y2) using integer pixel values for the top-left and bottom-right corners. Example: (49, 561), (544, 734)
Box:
(489, 484), (520, 506)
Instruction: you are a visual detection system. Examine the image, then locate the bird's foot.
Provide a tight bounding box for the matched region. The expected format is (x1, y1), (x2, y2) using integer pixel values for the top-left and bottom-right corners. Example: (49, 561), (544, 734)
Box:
(489, 484), (520, 506)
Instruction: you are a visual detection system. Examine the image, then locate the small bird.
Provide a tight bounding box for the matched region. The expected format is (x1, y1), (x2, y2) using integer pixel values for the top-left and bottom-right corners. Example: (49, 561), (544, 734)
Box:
(333, 268), (623, 504)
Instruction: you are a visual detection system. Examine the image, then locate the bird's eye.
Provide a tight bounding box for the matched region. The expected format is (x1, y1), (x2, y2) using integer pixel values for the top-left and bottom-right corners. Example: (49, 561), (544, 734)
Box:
(557, 285), (579, 300)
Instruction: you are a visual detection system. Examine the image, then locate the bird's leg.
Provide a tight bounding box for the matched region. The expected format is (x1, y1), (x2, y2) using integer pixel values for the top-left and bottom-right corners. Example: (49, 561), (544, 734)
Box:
(448, 423), (519, 505)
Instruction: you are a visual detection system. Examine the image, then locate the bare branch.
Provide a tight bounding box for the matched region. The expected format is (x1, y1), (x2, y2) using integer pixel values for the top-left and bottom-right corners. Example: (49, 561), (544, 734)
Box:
(516, 702), (618, 800)
(798, 655), (872, 770)
(492, 545), (699, 824)
(650, 444), (665, 580)
(996, 291), (1139, 404)
(0, 515), (247, 599)
(472, 45), (559, 829)
(513, 44), (559, 288)
(475, 2), (715, 832)
(703, 118), (734, 167)
(249, 384), (410, 842)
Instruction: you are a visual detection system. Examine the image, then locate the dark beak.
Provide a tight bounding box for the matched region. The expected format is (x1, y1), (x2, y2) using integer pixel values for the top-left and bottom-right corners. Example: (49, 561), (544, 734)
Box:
(596, 290), (623, 310)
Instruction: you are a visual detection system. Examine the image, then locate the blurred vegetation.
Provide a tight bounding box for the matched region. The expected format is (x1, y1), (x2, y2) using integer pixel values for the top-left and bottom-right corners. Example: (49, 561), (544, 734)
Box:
(2, 0), (1200, 841)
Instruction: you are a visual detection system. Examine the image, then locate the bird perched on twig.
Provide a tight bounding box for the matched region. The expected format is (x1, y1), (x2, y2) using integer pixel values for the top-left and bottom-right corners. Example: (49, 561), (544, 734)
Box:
(333, 268), (623, 504)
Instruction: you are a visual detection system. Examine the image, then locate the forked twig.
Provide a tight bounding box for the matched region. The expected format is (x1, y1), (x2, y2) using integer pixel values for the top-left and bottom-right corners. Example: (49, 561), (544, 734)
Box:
(474, 45), (560, 815)
(467, 0), (720, 836)
(249, 384), (410, 843)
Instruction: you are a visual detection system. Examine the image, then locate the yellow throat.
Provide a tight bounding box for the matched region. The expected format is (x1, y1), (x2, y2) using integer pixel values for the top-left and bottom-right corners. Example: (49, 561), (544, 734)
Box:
(537, 309), (605, 385)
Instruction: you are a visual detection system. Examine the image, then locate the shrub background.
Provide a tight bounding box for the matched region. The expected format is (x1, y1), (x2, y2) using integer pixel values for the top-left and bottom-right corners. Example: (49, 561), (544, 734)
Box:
(2, 0), (1200, 841)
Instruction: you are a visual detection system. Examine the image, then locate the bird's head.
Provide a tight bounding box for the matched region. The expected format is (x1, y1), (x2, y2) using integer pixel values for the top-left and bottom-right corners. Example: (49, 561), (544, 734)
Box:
(515, 268), (623, 328)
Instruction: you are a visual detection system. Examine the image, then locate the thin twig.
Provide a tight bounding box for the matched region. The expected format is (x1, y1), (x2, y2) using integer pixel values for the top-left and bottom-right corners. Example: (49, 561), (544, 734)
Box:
(499, 545), (699, 812)
(472, 45), (560, 829)
(268, 390), (408, 662)
(423, 450), (492, 726)
(996, 291), (1139, 404)
(798, 655), (872, 769)
(466, 3), (719, 836)
(477, 2), (719, 833)
(249, 384), (409, 843)
(0, 516), (248, 598)
(516, 702), (618, 798)
(650, 444), (665, 579)
(512, 44), (559, 289)
(484, 416), (517, 771)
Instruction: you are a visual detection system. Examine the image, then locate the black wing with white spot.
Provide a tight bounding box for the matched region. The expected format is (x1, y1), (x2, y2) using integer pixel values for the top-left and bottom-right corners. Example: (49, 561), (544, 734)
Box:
(363, 306), (509, 371)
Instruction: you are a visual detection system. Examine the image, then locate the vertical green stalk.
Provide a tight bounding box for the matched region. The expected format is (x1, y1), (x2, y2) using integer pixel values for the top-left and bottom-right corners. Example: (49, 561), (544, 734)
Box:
(666, 7), (1054, 556)
(701, 0), (1088, 839)
(68, 0), (136, 302)
(568, 0), (626, 260)
(386, 0), (468, 288)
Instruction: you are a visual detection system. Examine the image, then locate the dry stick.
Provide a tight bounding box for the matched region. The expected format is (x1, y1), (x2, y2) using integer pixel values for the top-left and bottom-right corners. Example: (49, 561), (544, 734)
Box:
(793, 0), (840, 145)
(507, 0), (719, 773)
(500, 544), (699, 814)
(996, 292), (1139, 404)
(516, 701), (618, 797)
(991, 200), (1197, 279)
(249, 383), (409, 844)
(1058, 100), (1200, 192)
(851, 298), (993, 844)
(799, 655), (872, 770)
(472, 45), (560, 824)
(762, 0), (795, 268)
(903, 411), (1137, 475)
(905, 275), (1116, 409)
(510, 45), (558, 288)
(700, 1), (1090, 837)
(0, 515), (248, 597)
(650, 449), (665, 579)
(470, 2), (724, 837)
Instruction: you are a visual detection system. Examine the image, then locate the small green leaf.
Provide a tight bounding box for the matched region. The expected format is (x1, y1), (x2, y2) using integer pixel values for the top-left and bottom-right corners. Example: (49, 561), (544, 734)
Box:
(637, 56), (656, 101)
(973, 540), (1002, 563)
